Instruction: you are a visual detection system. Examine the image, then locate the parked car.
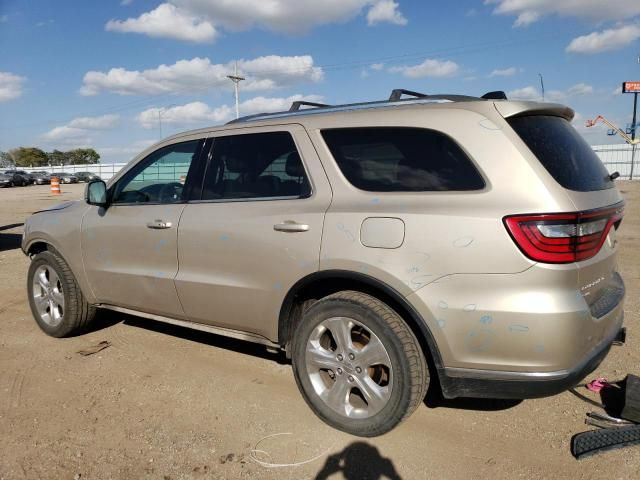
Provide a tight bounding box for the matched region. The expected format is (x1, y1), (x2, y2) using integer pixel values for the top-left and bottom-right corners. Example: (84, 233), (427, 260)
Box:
(2, 170), (30, 186)
(6, 169), (35, 184)
(22, 89), (626, 437)
(31, 171), (51, 185)
(52, 172), (78, 184)
(0, 173), (14, 187)
(75, 171), (101, 182)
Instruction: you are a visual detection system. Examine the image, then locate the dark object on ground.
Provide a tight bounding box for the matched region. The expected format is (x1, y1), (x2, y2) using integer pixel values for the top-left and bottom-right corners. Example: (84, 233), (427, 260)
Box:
(76, 340), (111, 356)
(622, 375), (640, 423)
(571, 424), (640, 459)
(600, 374), (640, 423)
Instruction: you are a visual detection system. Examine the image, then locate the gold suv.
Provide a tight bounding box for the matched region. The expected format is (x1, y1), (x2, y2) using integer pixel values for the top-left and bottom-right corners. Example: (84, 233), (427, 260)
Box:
(23, 90), (626, 436)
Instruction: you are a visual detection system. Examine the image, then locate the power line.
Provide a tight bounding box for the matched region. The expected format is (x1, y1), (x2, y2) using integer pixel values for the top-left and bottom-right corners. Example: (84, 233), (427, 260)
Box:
(1, 29), (577, 132)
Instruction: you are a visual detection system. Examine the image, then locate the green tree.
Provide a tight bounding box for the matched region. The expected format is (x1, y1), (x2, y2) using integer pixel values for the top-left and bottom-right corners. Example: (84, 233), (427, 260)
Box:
(66, 148), (100, 165)
(47, 149), (68, 166)
(11, 147), (49, 167)
(0, 151), (15, 168)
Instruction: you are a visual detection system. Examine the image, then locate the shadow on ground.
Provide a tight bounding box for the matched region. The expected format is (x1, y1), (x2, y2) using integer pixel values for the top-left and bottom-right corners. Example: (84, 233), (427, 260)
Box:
(97, 309), (289, 364)
(95, 309), (523, 410)
(0, 233), (22, 252)
(315, 442), (402, 480)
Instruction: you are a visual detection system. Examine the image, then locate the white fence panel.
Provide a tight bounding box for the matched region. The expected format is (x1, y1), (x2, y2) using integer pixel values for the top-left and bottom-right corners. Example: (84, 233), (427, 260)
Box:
(22, 163), (127, 181)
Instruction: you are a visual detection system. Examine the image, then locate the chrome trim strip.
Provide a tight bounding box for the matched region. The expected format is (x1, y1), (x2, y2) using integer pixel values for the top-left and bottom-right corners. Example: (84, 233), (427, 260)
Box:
(99, 305), (281, 349)
(444, 317), (623, 382)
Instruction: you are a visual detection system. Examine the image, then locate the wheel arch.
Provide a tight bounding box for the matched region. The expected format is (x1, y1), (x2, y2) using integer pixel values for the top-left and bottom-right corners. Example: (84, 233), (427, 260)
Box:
(278, 270), (444, 372)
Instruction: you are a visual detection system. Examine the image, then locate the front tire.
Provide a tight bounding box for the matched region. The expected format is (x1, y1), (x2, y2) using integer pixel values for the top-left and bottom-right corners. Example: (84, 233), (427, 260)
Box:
(27, 250), (96, 337)
(291, 291), (429, 437)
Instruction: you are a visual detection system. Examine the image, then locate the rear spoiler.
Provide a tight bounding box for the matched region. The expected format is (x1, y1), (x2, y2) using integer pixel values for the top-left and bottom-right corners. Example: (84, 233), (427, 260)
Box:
(494, 101), (574, 122)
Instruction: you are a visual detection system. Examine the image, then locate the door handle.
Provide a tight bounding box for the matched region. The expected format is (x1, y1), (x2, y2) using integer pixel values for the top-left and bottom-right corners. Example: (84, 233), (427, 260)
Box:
(274, 221), (309, 233)
(146, 219), (173, 229)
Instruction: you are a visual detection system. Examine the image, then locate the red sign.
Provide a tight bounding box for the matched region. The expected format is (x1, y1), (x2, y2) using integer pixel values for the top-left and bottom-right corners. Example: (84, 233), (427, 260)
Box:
(622, 81), (640, 93)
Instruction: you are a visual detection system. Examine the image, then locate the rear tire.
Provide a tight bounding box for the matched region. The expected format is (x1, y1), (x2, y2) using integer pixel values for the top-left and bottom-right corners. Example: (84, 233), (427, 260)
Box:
(27, 250), (96, 337)
(291, 291), (428, 437)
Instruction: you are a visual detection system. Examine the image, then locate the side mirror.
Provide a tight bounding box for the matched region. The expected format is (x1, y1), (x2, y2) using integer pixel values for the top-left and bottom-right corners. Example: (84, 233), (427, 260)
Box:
(85, 180), (108, 207)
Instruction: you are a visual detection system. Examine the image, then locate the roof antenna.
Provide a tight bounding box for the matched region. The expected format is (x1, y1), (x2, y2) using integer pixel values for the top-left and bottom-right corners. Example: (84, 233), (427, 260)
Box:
(538, 73), (545, 101)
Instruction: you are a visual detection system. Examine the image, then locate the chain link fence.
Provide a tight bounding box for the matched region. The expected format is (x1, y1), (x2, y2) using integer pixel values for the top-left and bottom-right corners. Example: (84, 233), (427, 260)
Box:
(593, 144), (638, 180)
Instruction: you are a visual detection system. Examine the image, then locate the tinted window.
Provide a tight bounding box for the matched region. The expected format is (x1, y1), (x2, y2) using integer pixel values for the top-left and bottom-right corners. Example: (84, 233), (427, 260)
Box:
(201, 132), (310, 200)
(507, 115), (613, 192)
(321, 127), (484, 192)
(113, 140), (201, 204)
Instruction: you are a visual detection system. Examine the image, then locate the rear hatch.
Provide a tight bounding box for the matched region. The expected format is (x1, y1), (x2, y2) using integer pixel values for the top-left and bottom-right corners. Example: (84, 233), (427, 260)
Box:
(499, 106), (624, 318)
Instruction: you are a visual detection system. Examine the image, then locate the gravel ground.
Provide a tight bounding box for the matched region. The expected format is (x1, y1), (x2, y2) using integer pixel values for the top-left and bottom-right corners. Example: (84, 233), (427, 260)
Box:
(0, 182), (638, 480)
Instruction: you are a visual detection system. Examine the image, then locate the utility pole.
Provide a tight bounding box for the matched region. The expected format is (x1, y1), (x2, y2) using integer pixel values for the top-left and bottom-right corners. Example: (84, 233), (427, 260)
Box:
(538, 73), (545, 102)
(630, 91), (638, 179)
(226, 62), (245, 119)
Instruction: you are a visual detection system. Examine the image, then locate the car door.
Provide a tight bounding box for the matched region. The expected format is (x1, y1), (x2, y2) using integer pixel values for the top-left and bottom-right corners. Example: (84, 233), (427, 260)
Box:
(81, 137), (206, 318)
(175, 125), (332, 342)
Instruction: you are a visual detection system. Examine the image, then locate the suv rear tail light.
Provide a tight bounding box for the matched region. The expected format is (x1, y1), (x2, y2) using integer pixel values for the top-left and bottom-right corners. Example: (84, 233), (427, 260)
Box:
(504, 204), (624, 264)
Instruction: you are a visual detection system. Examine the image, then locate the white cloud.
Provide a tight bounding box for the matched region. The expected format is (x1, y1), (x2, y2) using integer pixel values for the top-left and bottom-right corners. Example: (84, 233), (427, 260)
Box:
(507, 83), (595, 102)
(488, 67), (519, 77)
(43, 115), (120, 141)
(567, 83), (594, 96)
(566, 24), (640, 54)
(0, 72), (26, 102)
(137, 95), (323, 129)
(507, 86), (541, 101)
(485, 0), (640, 27)
(370, 63), (385, 71)
(97, 140), (157, 157)
(366, 0), (407, 26)
(389, 59), (459, 78)
(68, 114), (120, 130)
(80, 56), (323, 96)
(106, 3), (218, 43)
(109, 0), (408, 38)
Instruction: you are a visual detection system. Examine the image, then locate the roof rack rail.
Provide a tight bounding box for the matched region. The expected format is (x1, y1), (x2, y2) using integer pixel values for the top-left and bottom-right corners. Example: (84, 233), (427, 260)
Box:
(289, 101), (331, 112)
(389, 89), (428, 101)
(226, 88), (509, 125)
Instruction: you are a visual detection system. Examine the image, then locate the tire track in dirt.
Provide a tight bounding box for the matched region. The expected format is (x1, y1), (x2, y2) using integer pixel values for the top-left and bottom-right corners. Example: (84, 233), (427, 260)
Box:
(0, 297), (26, 316)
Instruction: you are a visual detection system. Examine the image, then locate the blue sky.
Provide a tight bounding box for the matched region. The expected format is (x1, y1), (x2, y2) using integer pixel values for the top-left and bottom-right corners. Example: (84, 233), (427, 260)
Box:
(1, 0), (640, 163)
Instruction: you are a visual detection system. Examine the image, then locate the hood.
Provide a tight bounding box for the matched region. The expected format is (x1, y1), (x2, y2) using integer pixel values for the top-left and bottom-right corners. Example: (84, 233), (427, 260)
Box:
(32, 200), (79, 215)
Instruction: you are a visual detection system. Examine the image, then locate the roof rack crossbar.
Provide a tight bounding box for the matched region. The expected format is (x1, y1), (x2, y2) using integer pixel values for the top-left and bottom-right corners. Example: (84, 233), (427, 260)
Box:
(289, 101), (331, 112)
(389, 89), (428, 101)
(481, 90), (508, 100)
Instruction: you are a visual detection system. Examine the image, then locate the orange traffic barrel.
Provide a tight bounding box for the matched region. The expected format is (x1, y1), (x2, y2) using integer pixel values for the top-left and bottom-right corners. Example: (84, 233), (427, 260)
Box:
(50, 176), (61, 195)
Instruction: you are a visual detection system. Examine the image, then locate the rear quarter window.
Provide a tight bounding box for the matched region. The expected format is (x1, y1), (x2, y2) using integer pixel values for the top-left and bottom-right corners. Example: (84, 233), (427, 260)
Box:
(321, 127), (485, 192)
(507, 115), (613, 192)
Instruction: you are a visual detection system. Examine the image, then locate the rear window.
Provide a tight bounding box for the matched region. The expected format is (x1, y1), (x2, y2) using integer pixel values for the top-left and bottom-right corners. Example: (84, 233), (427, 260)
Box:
(321, 127), (485, 192)
(507, 115), (613, 192)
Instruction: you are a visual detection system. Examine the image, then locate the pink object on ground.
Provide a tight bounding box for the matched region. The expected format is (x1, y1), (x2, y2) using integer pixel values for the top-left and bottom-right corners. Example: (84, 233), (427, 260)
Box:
(586, 378), (610, 393)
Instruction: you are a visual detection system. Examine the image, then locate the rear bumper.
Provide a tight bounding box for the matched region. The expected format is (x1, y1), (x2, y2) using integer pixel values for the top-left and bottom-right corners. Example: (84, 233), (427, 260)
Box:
(439, 316), (624, 399)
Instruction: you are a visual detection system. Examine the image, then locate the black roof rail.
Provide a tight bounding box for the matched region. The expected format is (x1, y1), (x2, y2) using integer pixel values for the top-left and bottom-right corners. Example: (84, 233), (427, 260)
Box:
(481, 90), (508, 100)
(225, 89), (497, 124)
(289, 100), (331, 111)
(389, 89), (428, 101)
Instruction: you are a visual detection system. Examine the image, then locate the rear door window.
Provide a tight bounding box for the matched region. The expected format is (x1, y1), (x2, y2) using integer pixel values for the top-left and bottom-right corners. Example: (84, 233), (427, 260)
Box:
(201, 131), (311, 200)
(321, 127), (485, 192)
(507, 115), (613, 192)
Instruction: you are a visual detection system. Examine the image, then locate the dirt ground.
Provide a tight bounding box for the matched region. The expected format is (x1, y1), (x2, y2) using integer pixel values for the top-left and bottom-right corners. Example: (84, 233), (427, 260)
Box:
(0, 182), (638, 480)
